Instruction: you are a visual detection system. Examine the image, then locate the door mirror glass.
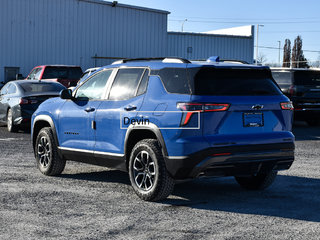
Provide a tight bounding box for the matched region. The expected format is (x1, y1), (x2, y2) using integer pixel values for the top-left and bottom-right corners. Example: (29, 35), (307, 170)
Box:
(16, 74), (24, 80)
(60, 89), (73, 99)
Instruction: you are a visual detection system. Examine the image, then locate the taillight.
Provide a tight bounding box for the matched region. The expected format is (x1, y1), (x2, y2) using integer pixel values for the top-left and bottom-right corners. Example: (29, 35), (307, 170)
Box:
(289, 85), (296, 96)
(19, 98), (38, 105)
(211, 152), (232, 157)
(280, 102), (294, 110)
(177, 102), (230, 126)
(177, 103), (230, 112)
(203, 103), (230, 112)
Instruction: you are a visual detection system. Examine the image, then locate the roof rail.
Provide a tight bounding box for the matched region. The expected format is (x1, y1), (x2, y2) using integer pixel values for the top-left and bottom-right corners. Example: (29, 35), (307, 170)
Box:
(112, 57), (191, 65)
(220, 59), (249, 64)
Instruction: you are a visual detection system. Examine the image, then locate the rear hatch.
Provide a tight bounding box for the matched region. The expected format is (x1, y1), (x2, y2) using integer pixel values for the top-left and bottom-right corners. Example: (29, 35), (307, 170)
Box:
(187, 67), (294, 146)
(292, 70), (320, 109)
(20, 92), (61, 115)
(18, 81), (65, 117)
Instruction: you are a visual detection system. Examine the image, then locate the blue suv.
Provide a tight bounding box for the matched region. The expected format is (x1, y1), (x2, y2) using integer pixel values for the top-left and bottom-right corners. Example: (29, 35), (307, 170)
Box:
(31, 57), (295, 201)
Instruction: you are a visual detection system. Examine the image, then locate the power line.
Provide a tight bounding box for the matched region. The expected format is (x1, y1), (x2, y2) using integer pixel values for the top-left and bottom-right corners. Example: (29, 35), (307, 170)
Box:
(263, 30), (320, 33)
(168, 19), (320, 25)
(169, 16), (320, 21)
(256, 45), (320, 53)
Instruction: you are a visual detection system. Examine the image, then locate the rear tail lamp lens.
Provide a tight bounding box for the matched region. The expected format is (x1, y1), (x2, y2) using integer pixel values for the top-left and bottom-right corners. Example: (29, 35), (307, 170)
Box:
(280, 102), (294, 110)
(177, 102), (230, 126)
(19, 98), (38, 105)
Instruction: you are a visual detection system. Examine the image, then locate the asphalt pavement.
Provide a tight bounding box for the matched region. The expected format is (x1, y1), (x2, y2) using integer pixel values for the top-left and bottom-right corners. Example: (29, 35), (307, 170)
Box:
(0, 122), (320, 239)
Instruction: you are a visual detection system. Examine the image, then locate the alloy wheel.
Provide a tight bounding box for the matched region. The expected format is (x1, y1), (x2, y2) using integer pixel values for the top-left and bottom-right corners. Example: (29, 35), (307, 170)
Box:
(133, 150), (156, 191)
(37, 136), (51, 168)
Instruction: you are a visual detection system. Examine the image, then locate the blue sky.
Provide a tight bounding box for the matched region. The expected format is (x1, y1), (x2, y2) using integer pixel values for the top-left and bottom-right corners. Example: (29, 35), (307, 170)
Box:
(117, 0), (320, 64)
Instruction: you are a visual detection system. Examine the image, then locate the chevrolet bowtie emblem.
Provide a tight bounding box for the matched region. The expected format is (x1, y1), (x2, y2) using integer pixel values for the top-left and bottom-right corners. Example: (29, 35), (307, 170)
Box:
(252, 104), (264, 110)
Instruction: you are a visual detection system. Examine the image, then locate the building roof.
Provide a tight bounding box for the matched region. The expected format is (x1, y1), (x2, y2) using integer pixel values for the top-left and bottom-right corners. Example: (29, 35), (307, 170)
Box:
(202, 25), (254, 37)
(79, 0), (170, 15)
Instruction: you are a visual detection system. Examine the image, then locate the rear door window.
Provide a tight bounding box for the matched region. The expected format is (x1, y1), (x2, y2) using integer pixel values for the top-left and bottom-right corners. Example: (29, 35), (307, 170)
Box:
(294, 71), (320, 86)
(108, 68), (145, 100)
(189, 67), (282, 96)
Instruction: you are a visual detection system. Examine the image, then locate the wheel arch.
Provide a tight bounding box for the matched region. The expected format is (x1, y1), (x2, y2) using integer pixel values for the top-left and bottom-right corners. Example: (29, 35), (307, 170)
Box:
(32, 115), (59, 151)
(124, 124), (168, 170)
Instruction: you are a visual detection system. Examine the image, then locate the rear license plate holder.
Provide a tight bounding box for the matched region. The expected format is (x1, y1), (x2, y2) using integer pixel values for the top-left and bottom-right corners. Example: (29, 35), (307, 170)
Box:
(243, 112), (264, 127)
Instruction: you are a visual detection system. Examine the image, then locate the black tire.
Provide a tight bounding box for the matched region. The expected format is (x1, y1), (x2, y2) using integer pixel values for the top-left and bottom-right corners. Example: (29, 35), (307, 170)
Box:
(235, 170), (278, 190)
(128, 139), (175, 201)
(7, 108), (18, 132)
(35, 127), (66, 176)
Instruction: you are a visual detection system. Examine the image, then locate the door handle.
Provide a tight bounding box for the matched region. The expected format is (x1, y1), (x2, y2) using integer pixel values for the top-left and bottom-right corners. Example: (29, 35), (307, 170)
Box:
(84, 107), (95, 112)
(124, 105), (137, 111)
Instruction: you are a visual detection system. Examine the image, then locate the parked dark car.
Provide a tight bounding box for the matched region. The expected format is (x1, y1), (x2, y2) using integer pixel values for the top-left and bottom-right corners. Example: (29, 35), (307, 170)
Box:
(271, 68), (320, 126)
(0, 80), (65, 132)
(26, 65), (83, 88)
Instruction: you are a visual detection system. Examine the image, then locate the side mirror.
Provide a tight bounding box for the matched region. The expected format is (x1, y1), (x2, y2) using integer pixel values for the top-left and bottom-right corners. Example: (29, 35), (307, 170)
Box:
(16, 74), (24, 80)
(68, 81), (78, 87)
(60, 89), (73, 100)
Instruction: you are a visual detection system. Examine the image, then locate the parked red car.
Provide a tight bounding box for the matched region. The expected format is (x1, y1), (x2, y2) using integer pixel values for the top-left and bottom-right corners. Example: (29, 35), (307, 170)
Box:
(26, 65), (83, 87)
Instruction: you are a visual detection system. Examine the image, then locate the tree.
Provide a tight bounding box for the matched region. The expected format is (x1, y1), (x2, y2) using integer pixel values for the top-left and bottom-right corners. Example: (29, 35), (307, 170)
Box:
(257, 52), (267, 64)
(291, 35), (309, 68)
(282, 39), (291, 67)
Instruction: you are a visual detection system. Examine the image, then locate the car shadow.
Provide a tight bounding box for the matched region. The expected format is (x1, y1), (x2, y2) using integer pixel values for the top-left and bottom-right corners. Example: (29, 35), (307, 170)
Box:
(58, 169), (320, 222)
(59, 169), (131, 185)
(163, 175), (320, 222)
(293, 120), (320, 141)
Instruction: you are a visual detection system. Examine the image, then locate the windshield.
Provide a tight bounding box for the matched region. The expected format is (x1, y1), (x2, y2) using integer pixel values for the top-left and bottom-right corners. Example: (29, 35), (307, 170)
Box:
(294, 71), (320, 86)
(42, 67), (83, 79)
(19, 82), (65, 93)
(189, 67), (282, 96)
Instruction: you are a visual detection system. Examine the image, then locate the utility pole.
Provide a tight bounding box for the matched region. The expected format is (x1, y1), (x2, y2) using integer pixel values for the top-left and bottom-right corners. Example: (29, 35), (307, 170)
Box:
(255, 24), (264, 65)
(181, 19), (187, 32)
(278, 41), (281, 66)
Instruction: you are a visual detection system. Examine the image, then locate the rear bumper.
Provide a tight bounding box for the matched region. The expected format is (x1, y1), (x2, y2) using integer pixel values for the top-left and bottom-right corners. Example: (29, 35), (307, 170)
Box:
(164, 142), (294, 179)
(12, 106), (33, 128)
(294, 109), (320, 120)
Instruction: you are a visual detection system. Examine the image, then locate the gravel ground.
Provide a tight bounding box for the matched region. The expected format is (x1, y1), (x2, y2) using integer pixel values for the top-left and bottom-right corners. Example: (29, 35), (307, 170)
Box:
(1, 122), (320, 240)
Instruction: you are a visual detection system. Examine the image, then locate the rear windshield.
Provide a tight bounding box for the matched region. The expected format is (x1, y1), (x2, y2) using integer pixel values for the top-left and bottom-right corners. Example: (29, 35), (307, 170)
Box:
(271, 71), (292, 84)
(19, 82), (65, 93)
(294, 71), (320, 85)
(189, 67), (282, 96)
(42, 67), (83, 80)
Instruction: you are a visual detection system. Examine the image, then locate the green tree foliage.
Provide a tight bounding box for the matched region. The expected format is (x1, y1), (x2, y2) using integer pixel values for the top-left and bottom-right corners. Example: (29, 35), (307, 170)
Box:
(282, 39), (291, 67)
(292, 36), (309, 68)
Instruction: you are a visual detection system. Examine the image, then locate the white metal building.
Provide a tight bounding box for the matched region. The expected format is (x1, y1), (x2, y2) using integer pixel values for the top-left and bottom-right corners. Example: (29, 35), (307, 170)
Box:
(0, 0), (254, 82)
